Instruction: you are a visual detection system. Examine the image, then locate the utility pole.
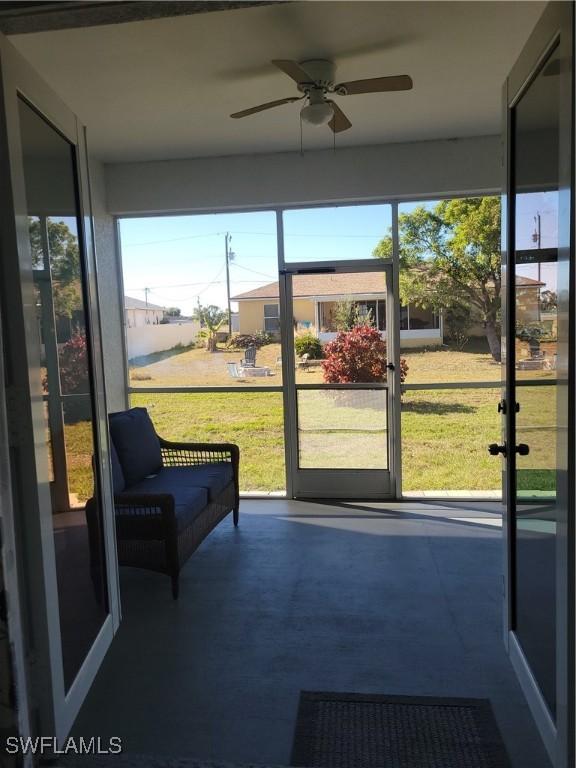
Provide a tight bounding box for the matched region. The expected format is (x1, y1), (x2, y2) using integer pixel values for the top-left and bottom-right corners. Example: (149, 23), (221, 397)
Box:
(225, 232), (233, 336)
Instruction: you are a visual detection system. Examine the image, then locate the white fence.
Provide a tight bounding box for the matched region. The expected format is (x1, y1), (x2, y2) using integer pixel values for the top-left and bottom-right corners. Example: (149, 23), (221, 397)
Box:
(127, 322), (200, 360)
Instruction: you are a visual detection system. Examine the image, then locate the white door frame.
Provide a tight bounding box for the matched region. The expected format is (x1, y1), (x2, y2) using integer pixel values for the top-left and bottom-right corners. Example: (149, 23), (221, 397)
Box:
(0, 31), (120, 741)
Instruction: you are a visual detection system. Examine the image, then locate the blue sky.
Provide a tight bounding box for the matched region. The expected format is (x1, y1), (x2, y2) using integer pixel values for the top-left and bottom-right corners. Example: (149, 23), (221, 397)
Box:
(118, 194), (556, 316)
(119, 205), (393, 315)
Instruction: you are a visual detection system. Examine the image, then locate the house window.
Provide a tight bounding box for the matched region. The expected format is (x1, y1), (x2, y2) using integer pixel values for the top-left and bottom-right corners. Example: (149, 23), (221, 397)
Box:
(264, 304), (280, 333)
(400, 305), (409, 330)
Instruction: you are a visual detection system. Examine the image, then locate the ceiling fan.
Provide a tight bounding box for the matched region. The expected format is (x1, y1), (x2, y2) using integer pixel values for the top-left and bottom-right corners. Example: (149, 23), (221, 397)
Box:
(230, 59), (413, 133)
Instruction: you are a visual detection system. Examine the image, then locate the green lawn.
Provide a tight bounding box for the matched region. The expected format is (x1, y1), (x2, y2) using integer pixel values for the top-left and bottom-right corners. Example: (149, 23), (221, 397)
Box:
(131, 387), (505, 492)
(64, 340), (558, 499)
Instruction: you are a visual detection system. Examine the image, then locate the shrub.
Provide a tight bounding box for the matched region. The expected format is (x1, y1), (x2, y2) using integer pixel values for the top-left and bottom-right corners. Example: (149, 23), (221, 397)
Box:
(228, 332), (273, 350)
(322, 325), (408, 383)
(444, 304), (472, 352)
(294, 333), (323, 360)
(59, 330), (89, 395)
(57, 330), (90, 423)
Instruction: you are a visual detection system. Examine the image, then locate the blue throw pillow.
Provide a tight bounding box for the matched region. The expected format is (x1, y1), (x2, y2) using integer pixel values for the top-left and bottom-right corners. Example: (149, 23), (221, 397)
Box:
(109, 440), (125, 494)
(108, 407), (163, 487)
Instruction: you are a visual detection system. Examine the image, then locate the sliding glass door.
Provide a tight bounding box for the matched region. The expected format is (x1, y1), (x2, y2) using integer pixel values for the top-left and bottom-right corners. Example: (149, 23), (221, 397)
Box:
(0, 32), (120, 741)
(502, 4), (573, 766)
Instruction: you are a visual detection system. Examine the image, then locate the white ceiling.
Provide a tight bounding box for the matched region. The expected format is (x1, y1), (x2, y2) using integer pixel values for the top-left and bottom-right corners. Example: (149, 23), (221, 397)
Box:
(11, 1), (546, 163)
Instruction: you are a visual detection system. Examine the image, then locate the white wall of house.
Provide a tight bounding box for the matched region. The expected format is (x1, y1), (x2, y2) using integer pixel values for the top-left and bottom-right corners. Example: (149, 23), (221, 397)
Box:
(104, 135), (500, 214)
(317, 329), (443, 347)
(126, 322), (200, 360)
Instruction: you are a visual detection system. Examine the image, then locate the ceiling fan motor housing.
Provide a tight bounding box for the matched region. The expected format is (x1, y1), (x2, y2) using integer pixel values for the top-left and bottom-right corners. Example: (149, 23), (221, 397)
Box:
(297, 59), (336, 92)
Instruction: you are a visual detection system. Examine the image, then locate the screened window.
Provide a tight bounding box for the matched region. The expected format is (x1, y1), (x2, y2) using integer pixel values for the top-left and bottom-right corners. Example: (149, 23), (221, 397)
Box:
(264, 303), (280, 333)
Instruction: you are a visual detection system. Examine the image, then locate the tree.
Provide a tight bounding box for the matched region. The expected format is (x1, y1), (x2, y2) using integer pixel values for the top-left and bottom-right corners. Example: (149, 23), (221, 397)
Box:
(193, 303), (227, 352)
(540, 290), (557, 312)
(373, 197), (502, 362)
(165, 307), (181, 317)
(28, 218), (82, 320)
(333, 299), (372, 331)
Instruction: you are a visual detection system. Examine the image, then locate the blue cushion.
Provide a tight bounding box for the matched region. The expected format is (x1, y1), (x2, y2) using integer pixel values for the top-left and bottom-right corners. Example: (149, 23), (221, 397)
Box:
(108, 407), (163, 486)
(109, 440), (125, 494)
(129, 464), (233, 502)
(175, 464), (234, 501)
(128, 472), (208, 533)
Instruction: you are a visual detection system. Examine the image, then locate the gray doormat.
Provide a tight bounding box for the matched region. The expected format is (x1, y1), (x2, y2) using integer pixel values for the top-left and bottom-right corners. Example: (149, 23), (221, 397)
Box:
(291, 692), (511, 768)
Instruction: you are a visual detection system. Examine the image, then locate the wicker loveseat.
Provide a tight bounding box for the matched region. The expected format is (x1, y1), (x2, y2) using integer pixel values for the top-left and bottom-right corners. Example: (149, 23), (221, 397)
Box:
(89, 407), (239, 599)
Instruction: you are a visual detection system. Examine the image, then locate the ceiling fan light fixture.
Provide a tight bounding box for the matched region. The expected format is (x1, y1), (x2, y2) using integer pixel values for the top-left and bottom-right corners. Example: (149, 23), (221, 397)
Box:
(300, 101), (334, 126)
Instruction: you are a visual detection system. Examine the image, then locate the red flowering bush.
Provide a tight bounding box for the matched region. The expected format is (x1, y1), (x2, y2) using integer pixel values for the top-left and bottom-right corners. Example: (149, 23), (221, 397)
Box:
(322, 325), (408, 383)
(59, 330), (89, 395)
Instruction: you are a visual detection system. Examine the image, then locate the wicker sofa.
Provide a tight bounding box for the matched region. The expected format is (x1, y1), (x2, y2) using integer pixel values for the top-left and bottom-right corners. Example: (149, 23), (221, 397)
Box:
(88, 407), (239, 599)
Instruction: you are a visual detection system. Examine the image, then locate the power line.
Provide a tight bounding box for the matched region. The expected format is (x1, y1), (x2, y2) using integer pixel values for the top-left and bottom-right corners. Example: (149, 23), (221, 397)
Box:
(231, 262), (276, 280)
(126, 278), (271, 293)
(122, 229), (385, 247)
(122, 232), (225, 247)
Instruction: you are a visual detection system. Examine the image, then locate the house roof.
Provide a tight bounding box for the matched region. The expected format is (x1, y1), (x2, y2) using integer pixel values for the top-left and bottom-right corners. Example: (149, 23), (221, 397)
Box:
(233, 272), (387, 301)
(124, 295), (166, 311)
(515, 275), (545, 287)
(233, 272), (546, 302)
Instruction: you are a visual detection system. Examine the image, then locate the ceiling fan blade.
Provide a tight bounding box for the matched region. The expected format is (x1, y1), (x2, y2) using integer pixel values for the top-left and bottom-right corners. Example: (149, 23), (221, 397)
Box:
(336, 74), (413, 95)
(327, 101), (352, 133)
(230, 96), (302, 119)
(272, 59), (315, 85)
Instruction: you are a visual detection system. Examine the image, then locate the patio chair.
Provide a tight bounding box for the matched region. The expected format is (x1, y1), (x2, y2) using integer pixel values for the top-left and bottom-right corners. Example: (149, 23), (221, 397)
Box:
(241, 344), (257, 367)
(227, 362), (245, 379)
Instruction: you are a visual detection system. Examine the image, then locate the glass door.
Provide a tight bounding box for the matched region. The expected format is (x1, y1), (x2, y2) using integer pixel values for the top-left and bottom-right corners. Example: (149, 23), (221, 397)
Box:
(0, 33), (120, 740)
(281, 263), (396, 498)
(501, 5), (573, 766)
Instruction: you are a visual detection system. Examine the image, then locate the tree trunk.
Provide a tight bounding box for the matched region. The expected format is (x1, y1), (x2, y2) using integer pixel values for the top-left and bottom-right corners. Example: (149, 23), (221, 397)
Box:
(485, 321), (501, 362)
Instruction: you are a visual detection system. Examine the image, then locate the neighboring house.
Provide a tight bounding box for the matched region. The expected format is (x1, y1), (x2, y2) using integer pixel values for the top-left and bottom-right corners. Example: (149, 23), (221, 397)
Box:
(515, 274), (548, 325)
(233, 272), (550, 348)
(232, 272), (442, 348)
(124, 295), (166, 327)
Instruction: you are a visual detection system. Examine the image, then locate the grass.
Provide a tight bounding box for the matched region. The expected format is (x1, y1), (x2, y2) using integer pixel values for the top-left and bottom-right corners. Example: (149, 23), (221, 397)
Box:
(128, 337), (555, 387)
(63, 338), (558, 498)
(62, 419), (94, 502)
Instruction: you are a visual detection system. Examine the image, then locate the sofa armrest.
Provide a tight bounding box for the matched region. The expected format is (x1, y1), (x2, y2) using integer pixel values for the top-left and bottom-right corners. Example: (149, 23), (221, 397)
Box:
(158, 437), (240, 511)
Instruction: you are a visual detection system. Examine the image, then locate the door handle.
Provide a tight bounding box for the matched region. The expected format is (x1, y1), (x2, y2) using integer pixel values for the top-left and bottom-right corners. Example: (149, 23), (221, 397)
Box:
(488, 443), (529, 457)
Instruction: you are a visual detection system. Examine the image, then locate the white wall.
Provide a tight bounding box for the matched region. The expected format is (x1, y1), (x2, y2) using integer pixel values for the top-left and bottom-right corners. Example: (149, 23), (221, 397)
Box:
(90, 158), (127, 411)
(126, 322), (200, 360)
(104, 135), (501, 215)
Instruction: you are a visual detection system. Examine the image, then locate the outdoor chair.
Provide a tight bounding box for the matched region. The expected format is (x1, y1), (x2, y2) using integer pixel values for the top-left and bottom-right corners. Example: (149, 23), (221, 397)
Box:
(86, 407), (239, 599)
(227, 362), (245, 379)
(298, 353), (311, 371)
(241, 344), (257, 367)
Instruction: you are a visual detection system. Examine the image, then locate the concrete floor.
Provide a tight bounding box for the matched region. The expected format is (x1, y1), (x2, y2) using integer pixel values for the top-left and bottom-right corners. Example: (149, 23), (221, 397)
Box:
(73, 500), (552, 767)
